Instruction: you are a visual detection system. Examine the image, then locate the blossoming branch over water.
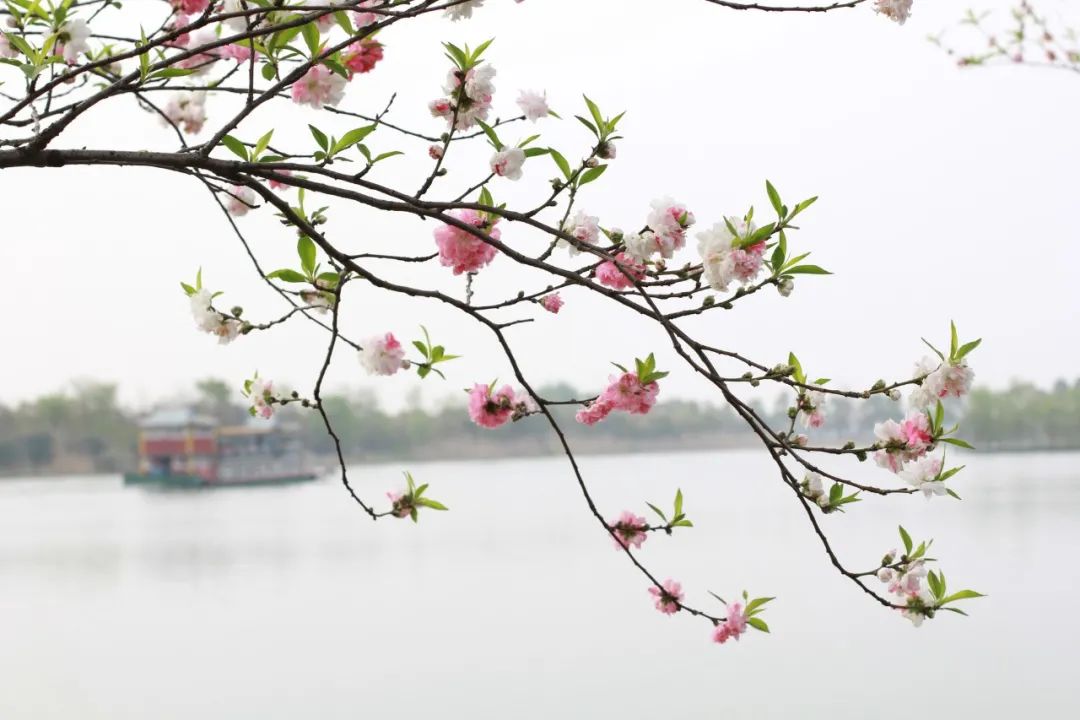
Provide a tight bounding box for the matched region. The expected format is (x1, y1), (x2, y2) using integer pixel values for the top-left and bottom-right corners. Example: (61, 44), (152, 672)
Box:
(0, 0), (987, 647)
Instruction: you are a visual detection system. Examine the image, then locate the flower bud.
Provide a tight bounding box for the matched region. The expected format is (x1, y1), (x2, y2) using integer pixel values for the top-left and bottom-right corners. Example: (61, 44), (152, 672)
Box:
(597, 141), (616, 159)
(778, 277), (794, 297)
(887, 389), (901, 401)
(231, 306), (243, 318)
(584, 157), (600, 168)
(428, 144), (444, 160)
(877, 568), (894, 583)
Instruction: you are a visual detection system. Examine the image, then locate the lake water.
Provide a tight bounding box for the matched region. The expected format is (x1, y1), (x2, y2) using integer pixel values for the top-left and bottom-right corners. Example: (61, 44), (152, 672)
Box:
(1, 450), (1077, 718)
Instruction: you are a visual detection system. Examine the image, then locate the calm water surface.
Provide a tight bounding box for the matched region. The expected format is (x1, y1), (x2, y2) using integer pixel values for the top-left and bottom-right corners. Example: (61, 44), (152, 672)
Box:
(1, 450), (1077, 718)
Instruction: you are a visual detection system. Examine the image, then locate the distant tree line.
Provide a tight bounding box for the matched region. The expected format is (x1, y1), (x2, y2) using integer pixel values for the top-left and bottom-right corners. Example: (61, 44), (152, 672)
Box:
(1, 378), (1077, 476)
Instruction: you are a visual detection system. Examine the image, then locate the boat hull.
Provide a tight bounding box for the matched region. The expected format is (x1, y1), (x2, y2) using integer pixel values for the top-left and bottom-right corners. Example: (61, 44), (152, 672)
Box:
(123, 472), (317, 488)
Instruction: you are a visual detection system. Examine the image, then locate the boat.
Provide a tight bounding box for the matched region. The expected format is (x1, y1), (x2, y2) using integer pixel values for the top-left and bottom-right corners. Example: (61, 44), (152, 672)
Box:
(123, 407), (318, 487)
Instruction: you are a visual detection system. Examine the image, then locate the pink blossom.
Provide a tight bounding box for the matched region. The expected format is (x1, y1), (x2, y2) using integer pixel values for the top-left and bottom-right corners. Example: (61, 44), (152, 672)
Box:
(539, 293), (563, 314)
(645, 197), (695, 258)
(731, 241), (766, 283)
(219, 43), (253, 63)
(595, 252), (646, 290)
(248, 377), (275, 419)
(575, 371), (660, 426)
(800, 391), (827, 429)
(516, 89), (550, 121)
(342, 40), (383, 76)
(605, 372), (659, 415)
(559, 210), (600, 255)
(874, 0), (913, 25)
(429, 98), (453, 118)
(428, 144), (445, 160)
(170, 0), (210, 13)
(268, 170), (293, 191)
(434, 209), (500, 275)
(386, 490), (413, 519)
(900, 411), (933, 453)
(611, 511), (649, 550)
(467, 383), (517, 429)
(359, 332), (407, 376)
(226, 185), (255, 216)
(490, 147), (525, 180)
(713, 602), (748, 644)
(291, 65), (347, 109)
(354, 2), (381, 27)
(575, 398), (614, 426)
(648, 579), (683, 615)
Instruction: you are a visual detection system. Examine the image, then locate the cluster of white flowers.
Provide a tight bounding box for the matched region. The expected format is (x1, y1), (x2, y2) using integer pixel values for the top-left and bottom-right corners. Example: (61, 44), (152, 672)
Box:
(190, 288), (241, 344)
(359, 333), (409, 376)
(801, 471), (830, 509)
(247, 377), (276, 419)
(162, 91), (207, 135)
(696, 216), (768, 292)
(58, 18), (91, 63)
(898, 455), (947, 498)
(559, 210), (600, 255)
(877, 555), (932, 626)
(623, 198), (696, 261)
(432, 63), (496, 130)
(874, 0), (913, 26)
(909, 356), (975, 409)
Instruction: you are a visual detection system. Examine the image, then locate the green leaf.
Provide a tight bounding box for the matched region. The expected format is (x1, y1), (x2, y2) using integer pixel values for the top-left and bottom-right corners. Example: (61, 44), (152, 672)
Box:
(332, 125), (376, 154)
(783, 265), (831, 276)
(770, 230), (787, 271)
(308, 124), (329, 152)
(765, 180), (783, 217)
(899, 525), (913, 555)
(574, 115), (598, 136)
(415, 497), (448, 511)
(373, 150), (404, 163)
(301, 21), (321, 57)
(583, 95), (604, 133)
(297, 236), (317, 276)
(148, 67), (199, 80)
(940, 589), (985, 605)
(180, 282), (195, 296)
(745, 596), (774, 615)
(950, 321), (959, 359)
(940, 437), (975, 450)
(747, 617), (770, 633)
(645, 502), (667, 523)
(267, 269), (308, 283)
(674, 488), (683, 517)
(476, 119), (503, 150)
(221, 135), (249, 161)
(549, 149), (572, 181)
(955, 338), (982, 360)
(253, 129), (274, 159)
(579, 164), (607, 186)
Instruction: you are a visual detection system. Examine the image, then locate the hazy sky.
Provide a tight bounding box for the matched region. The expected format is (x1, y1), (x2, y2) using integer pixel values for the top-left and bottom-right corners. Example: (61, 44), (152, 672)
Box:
(2, 0), (1078, 412)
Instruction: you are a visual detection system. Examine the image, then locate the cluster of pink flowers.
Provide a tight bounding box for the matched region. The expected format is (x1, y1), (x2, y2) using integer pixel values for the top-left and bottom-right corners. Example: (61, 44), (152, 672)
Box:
(291, 65), (347, 109)
(434, 209), (500, 274)
(431, 63), (495, 130)
(189, 288), (241, 345)
(467, 383), (535, 428)
(575, 372), (660, 426)
(799, 390), (827, 429)
(623, 198), (696, 261)
(873, 410), (934, 473)
(559, 211), (600, 255)
(712, 602), (749, 644)
(595, 252), (646, 290)
(162, 91), (207, 134)
(874, 0), (914, 25)
(648, 579), (683, 615)
(909, 356), (975, 409)
(358, 332), (408, 376)
(696, 216), (766, 292)
(610, 511), (649, 550)
(342, 39), (384, 77)
(539, 293), (564, 314)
